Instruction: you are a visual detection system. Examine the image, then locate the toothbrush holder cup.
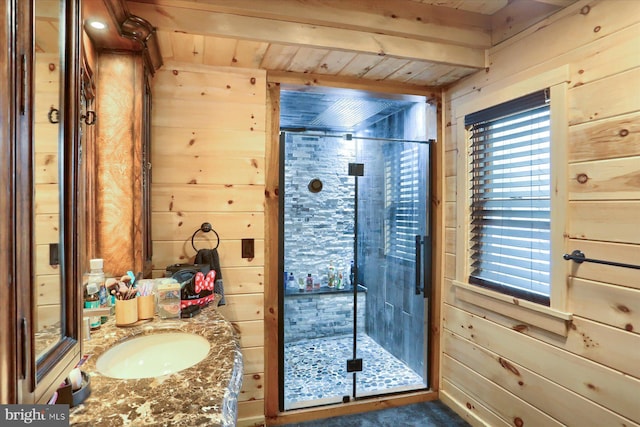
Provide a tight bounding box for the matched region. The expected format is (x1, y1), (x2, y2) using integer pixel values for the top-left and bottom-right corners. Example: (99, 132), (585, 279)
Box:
(137, 294), (155, 320)
(115, 298), (138, 326)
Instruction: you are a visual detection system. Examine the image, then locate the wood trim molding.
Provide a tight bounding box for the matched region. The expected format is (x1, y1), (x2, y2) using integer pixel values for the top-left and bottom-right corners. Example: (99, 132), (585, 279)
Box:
(102, 0), (163, 73)
(549, 83), (569, 311)
(264, 76), (443, 423)
(264, 81), (281, 419)
(452, 280), (572, 337)
(0, 0), (19, 404)
(452, 67), (572, 324)
(452, 65), (570, 120)
(268, 390), (439, 425)
(429, 95), (444, 394)
(268, 70), (440, 100)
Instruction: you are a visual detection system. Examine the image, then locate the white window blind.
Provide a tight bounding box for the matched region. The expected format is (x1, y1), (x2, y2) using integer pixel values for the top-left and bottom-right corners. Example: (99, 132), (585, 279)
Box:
(466, 90), (551, 304)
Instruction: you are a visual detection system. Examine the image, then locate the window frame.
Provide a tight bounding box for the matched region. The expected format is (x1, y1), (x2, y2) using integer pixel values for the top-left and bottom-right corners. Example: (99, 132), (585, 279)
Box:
(451, 69), (572, 336)
(466, 90), (552, 306)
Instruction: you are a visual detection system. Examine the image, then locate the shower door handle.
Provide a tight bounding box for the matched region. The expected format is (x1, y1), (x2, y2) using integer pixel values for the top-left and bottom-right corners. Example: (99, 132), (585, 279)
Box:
(415, 235), (423, 295)
(415, 234), (430, 298)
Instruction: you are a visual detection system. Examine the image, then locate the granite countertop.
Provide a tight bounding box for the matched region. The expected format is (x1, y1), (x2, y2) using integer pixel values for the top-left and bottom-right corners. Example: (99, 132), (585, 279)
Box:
(69, 303), (242, 426)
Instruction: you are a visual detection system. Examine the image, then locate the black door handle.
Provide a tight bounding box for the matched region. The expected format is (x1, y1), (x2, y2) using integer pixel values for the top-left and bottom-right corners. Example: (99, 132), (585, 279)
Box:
(415, 235), (423, 295)
(416, 234), (431, 298)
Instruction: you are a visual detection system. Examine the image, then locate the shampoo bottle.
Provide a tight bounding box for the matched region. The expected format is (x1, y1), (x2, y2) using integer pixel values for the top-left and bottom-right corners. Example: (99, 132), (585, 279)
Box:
(287, 272), (296, 290)
(327, 261), (335, 288)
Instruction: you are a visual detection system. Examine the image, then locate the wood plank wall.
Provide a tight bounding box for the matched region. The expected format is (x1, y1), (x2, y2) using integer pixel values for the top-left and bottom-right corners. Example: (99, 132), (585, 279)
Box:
(150, 62), (267, 426)
(442, 1), (640, 426)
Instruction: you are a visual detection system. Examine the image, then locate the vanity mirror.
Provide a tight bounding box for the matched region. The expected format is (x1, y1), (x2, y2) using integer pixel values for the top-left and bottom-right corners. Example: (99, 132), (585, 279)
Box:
(33, 0), (64, 362)
(34, 0), (98, 366)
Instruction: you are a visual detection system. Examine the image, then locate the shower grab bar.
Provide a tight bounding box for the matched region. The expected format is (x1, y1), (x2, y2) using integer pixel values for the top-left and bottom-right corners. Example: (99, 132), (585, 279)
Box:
(563, 250), (640, 270)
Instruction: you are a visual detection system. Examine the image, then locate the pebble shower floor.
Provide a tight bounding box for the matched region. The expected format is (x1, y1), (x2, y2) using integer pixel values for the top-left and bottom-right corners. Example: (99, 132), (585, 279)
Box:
(284, 333), (425, 407)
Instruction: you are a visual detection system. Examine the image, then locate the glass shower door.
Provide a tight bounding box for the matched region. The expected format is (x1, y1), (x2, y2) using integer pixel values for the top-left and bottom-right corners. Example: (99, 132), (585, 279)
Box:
(281, 130), (432, 410)
(281, 131), (357, 409)
(351, 136), (431, 398)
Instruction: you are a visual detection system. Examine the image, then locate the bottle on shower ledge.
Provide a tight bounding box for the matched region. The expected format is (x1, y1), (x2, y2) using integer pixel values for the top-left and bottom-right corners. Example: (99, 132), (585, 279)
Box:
(327, 261), (335, 288)
(306, 273), (313, 292)
(336, 270), (343, 289)
(287, 272), (296, 290)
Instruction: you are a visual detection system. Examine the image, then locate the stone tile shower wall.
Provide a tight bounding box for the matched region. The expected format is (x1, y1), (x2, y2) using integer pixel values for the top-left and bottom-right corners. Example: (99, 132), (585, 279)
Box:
(283, 133), (356, 284)
(283, 133), (361, 342)
(284, 292), (366, 342)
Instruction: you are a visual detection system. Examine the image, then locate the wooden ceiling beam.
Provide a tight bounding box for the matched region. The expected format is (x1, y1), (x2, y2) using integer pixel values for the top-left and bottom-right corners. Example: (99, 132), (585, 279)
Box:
(267, 70), (441, 100)
(129, 0), (492, 48)
(127, 2), (487, 69)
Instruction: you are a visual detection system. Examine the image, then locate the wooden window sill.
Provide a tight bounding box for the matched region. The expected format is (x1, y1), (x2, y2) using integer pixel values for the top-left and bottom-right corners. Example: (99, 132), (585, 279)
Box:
(452, 280), (573, 337)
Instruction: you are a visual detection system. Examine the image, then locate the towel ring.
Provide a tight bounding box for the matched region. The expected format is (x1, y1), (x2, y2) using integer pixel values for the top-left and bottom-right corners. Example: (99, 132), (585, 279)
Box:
(191, 222), (220, 252)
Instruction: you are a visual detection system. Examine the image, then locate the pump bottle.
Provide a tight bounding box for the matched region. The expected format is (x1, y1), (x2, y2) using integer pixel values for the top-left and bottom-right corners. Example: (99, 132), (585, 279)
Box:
(84, 258), (106, 326)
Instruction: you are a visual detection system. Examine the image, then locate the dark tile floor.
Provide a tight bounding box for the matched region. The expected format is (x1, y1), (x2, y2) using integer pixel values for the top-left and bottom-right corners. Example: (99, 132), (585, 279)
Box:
(280, 400), (470, 427)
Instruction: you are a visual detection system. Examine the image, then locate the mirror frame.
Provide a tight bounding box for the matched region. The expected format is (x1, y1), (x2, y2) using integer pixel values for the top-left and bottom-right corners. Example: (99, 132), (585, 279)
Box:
(0, 0), (20, 404)
(32, 0), (83, 395)
(18, 0), (82, 403)
(1, 0), (86, 404)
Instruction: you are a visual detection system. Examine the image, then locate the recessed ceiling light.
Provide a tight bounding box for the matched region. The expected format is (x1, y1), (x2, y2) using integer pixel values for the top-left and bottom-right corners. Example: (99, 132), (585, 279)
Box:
(89, 21), (106, 30)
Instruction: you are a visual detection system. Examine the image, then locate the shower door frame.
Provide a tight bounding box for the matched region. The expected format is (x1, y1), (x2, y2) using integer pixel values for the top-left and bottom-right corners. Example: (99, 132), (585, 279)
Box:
(351, 134), (435, 401)
(278, 130), (436, 411)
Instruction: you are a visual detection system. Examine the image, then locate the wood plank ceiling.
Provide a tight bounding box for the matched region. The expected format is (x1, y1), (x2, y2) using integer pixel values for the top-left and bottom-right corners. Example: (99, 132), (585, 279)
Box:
(124, 0), (578, 91)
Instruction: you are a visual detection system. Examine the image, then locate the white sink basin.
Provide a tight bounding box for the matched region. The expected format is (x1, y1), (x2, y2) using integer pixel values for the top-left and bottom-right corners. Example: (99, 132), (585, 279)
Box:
(96, 332), (210, 379)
